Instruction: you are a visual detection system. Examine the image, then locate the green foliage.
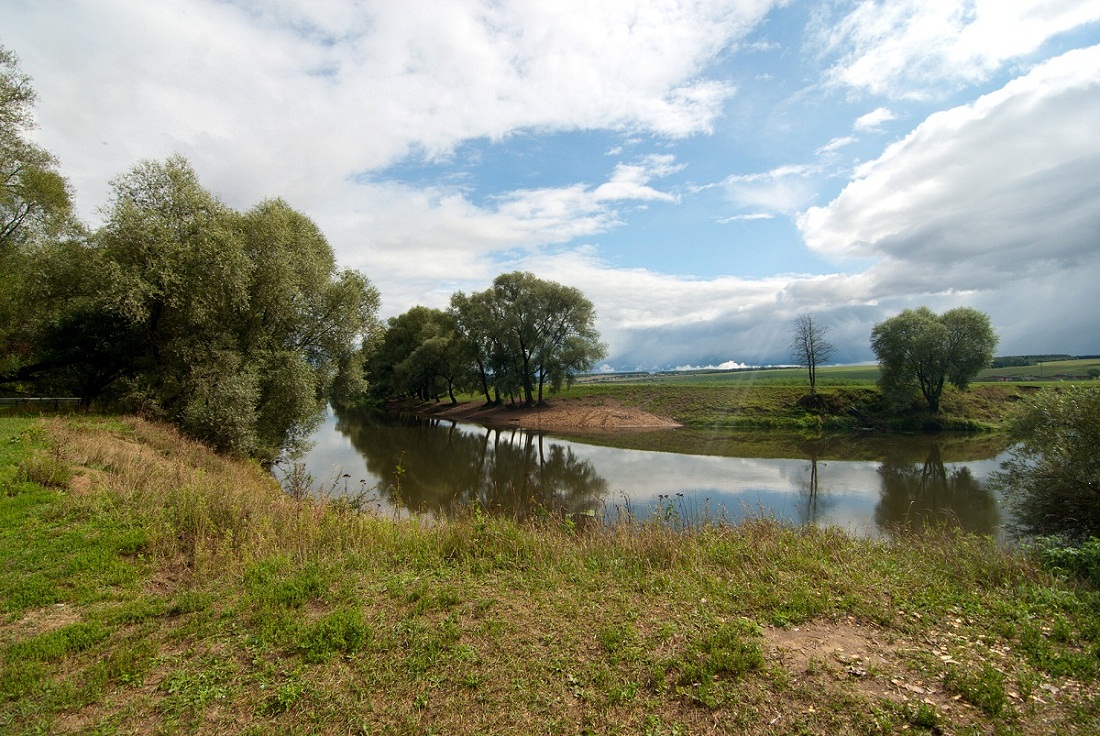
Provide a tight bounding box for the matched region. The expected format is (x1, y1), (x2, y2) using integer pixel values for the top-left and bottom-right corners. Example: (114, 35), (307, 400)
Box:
(297, 607), (371, 662)
(871, 306), (998, 412)
(997, 385), (1100, 540)
(662, 621), (764, 708)
(0, 46), (75, 254)
(1, 155), (380, 459)
(1032, 537), (1100, 586)
(369, 272), (606, 407)
(447, 271), (605, 406)
(366, 306), (471, 403)
(6, 622), (109, 662)
(944, 663), (1010, 716)
(5, 415), (1100, 733)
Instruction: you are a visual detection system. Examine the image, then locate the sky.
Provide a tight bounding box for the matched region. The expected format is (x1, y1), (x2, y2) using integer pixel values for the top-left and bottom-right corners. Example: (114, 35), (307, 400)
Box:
(4, 0), (1099, 370)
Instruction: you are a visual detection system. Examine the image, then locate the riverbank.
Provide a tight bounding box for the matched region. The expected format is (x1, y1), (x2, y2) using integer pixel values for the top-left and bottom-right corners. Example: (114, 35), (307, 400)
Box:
(411, 394), (682, 431)
(407, 383), (1038, 433)
(2, 415), (1097, 734)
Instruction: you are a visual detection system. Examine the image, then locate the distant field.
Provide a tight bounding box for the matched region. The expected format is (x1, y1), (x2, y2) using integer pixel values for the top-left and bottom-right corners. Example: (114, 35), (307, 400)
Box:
(578, 364), (879, 387)
(579, 357), (1099, 387)
(976, 357), (1100, 381)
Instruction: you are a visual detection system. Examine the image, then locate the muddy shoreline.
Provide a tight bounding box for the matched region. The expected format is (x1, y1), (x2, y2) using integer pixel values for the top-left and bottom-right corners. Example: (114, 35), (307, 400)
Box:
(402, 396), (681, 432)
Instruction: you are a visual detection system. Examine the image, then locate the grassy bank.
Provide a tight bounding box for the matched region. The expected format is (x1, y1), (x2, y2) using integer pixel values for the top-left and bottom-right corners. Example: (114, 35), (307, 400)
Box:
(555, 382), (1039, 432)
(2, 416), (1099, 734)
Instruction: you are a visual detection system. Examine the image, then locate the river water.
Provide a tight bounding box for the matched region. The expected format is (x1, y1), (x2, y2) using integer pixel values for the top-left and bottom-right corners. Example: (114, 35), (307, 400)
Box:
(288, 406), (1013, 539)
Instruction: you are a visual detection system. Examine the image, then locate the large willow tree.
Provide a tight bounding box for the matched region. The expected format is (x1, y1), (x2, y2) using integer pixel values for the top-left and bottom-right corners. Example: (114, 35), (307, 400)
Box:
(870, 306), (997, 413)
(453, 271), (605, 406)
(3, 156), (380, 459)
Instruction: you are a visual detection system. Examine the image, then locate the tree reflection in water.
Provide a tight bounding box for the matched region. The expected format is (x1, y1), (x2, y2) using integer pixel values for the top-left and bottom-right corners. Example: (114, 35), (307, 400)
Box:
(797, 457), (836, 526)
(332, 409), (608, 519)
(875, 442), (1001, 536)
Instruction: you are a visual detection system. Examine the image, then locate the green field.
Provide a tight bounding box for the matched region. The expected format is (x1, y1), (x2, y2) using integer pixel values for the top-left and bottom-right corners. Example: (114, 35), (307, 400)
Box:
(578, 357), (1100, 388)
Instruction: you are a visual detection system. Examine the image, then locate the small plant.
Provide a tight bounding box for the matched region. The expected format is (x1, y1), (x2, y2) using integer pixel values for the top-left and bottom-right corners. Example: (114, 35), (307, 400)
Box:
(274, 459), (314, 500)
(259, 679), (305, 715)
(944, 662), (1010, 717)
(597, 622), (639, 663)
(297, 607), (371, 663)
(6, 622), (109, 662)
(16, 448), (70, 488)
(1032, 536), (1100, 586)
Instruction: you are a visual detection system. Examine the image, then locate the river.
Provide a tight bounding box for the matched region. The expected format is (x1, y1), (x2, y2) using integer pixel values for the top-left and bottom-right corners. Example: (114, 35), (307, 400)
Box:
(287, 405), (1013, 539)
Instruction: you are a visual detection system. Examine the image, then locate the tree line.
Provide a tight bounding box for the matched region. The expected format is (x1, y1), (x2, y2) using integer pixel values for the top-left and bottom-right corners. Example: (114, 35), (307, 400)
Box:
(365, 271), (606, 407)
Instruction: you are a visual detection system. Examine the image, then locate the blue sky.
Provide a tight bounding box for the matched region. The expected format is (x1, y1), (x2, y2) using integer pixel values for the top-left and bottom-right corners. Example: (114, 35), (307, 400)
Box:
(5, 1), (1100, 370)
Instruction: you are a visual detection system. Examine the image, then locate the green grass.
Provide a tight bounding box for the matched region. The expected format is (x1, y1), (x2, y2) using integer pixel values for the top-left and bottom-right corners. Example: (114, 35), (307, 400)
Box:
(1, 415), (1098, 734)
(558, 381), (1038, 432)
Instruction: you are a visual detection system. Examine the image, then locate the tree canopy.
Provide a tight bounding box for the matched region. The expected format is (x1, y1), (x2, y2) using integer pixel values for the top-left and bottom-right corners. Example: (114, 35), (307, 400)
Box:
(1, 155), (380, 459)
(0, 46), (74, 253)
(368, 272), (605, 406)
(870, 306), (997, 412)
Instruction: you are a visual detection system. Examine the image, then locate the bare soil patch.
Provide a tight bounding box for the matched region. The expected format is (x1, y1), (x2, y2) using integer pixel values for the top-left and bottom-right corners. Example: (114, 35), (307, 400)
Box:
(1, 603), (81, 641)
(418, 396), (681, 432)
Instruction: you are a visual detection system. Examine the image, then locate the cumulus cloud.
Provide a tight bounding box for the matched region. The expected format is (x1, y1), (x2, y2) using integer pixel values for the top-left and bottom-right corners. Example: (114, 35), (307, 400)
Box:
(799, 45), (1100, 290)
(6, 0), (778, 221)
(673, 361), (752, 371)
(5, 0), (1099, 368)
(317, 156), (685, 313)
(815, 0), (1100, 98)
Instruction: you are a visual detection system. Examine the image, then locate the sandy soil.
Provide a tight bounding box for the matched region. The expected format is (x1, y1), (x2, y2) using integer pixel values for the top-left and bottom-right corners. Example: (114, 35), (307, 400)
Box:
(418, 396), (680, 432)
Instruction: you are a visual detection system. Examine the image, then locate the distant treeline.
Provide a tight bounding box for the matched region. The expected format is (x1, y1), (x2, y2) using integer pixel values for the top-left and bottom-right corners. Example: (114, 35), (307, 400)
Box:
(991, 355), (1076, 368)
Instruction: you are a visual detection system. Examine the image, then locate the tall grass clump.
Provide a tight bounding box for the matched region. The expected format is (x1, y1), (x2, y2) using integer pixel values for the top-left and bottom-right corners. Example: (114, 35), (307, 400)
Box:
(36, 417), (403, 575)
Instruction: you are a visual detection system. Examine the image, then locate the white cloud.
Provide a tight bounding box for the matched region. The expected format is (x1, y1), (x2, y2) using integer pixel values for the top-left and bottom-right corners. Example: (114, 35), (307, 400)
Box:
(673, 360), (751, 371)
(5, 0), (1099, 369)
(800, 44), (1100, 274)
(5, 0), (780, 222)
(817, 0), (1100, 98)
(854, 107), (897, 131)
(717, 213), (775, 223)
(316, 156), (685, 314)
(797, 44), (1100, 350)
(723, 164), (820, 214)
(816, 136), (857, 154)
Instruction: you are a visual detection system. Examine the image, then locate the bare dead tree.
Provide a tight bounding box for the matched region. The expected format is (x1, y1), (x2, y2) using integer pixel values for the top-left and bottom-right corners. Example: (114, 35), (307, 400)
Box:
(790, 314), (834, 394)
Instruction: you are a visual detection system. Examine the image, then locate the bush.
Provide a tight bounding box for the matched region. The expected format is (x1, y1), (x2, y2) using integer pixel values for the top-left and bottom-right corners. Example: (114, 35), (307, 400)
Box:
(996, 385), (1100, 540)
(1032, 536), (1100, 587)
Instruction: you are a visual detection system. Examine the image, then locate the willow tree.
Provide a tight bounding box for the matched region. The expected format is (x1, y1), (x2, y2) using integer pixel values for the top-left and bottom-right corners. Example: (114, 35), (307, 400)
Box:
(487, 272), (605, 405)
(4, 156), (378, 458)
(0, 46), (77, 390)
(0, 46), (73, 253)
(365, 306), (470, 404)
(870, 306), (997, 413)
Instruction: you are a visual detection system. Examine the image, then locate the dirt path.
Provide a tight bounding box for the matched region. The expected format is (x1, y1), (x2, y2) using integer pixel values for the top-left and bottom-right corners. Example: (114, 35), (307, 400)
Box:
(417, 396), (680, 432)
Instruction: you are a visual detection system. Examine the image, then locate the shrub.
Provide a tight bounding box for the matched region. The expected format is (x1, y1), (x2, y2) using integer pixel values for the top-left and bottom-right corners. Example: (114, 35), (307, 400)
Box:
(996, 385), (1100, 540)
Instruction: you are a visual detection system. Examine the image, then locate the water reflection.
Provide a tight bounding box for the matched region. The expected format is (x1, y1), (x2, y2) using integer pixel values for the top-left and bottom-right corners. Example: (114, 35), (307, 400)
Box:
(876, 443), (1000, 536)
(293, 406), (1011, 538)
(320, 410), (607, 518)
